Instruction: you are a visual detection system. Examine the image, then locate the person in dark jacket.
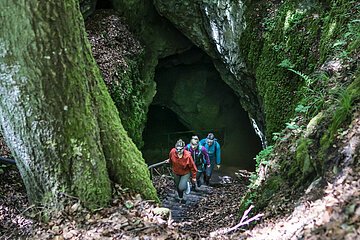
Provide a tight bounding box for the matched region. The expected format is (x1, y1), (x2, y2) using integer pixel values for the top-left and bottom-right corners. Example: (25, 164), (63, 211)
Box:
(185, 136), (210, 189)
(165, 139), (197, 203)
(199, 133), (221, 185)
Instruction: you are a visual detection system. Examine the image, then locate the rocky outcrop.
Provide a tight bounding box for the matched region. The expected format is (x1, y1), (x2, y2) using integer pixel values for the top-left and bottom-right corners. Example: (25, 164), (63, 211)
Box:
(86, 10), (150, 147)
(153, 0), (265, 138)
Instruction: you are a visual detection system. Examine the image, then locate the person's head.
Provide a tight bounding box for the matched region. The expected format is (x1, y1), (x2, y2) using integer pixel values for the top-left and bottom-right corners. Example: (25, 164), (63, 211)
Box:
(175, 139), (185, 155)
(191, 135), (199, 143)
(190, 138), (198, 150)
(206, 133), (215, 146)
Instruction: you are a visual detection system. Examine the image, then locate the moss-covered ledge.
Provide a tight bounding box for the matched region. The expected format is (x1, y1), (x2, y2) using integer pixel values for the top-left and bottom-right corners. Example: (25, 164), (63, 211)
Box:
(240, 0), (327, 141)
(85, 10), (154, 147)
(239, 0), (359, 214)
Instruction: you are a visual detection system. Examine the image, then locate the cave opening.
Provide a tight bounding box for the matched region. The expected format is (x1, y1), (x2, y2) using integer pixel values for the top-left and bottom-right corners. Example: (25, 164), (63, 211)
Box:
(142, 105), (191, 165)
(142, 46), (262, 172)
(96, 0), (113, 10)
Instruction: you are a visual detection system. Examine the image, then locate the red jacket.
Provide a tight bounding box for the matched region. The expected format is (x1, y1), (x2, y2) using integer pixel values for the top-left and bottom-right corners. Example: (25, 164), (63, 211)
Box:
(169, 148), (197, 179)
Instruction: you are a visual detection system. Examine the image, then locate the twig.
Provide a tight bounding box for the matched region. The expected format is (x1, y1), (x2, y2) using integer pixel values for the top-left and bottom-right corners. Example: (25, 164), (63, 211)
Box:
(209, 205), (264, 237)
(19, 204), (36, 216)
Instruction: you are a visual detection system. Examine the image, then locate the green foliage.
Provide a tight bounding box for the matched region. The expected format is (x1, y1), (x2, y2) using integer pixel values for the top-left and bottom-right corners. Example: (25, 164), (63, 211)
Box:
(331, 89), (353, 132)
(239, 191), (257, 213)
(278, 59), (314, 86)
(240, 145), (275, 212)
(255, 146), (274, 172)
(278, 60), (330, 119)
(320, 74), (359, 161)
(295, 104), (310, 114)
(320, 1), (359, 61)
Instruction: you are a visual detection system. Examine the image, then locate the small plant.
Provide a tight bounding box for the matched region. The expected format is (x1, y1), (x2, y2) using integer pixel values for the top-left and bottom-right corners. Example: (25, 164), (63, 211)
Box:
(255, 146), (274, 172)
(295, 104), (310, 114)
(329, 87), (355, 135)
(278, 60), (330, 118)
(278, 59), (313, 85)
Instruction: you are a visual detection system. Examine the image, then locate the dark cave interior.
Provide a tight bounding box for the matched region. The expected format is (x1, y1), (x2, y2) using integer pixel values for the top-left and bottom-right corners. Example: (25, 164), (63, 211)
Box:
(142, 47), (262, 171)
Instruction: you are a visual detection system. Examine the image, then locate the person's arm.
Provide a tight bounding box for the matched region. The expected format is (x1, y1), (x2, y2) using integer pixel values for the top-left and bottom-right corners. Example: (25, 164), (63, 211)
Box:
(188, 155), (198, 181)
(168, 148), (174, 165)
(215, 142), (221, 165)
(201, 146), (210, 166)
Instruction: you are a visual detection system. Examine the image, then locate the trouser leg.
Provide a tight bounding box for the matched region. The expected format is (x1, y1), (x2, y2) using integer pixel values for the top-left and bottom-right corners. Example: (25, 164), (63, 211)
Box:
(196, 171), (203, 187)
(205, 159), (215, 184)
(173, 174), (182, 198)
(174, 173), (190, 199)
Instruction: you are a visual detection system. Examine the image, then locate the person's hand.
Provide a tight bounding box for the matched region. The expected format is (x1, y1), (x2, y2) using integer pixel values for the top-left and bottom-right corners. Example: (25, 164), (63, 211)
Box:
(216, 164), (221, 170)
(207, 164), (211, 168)
(191, 178), (196, 183)
(164, 159), (170, 163)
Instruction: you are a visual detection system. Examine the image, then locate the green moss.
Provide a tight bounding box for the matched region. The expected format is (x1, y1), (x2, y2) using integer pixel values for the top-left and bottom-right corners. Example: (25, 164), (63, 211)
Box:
(296, 138), (316, 177)
(257, 175), (284, 209)
(108, 55), (149, 148)
(240, 174), (285, 213)
(319, 0), (359, 61)
(238, 0), (358, 217)
(241, 0), (325, 141)
(319, 71), (360, 159)
(94, 70), (159, 201)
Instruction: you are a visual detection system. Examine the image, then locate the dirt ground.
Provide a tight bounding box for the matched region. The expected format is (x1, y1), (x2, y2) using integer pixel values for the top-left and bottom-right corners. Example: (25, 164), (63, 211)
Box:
(0, 115), (359, 239)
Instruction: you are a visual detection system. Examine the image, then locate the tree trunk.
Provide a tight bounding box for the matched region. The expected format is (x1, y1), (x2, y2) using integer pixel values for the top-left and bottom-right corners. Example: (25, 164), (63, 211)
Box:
(0, 0), (157, 209)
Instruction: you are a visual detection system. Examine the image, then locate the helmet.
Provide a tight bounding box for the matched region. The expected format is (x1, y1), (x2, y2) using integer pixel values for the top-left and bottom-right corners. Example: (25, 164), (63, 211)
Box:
(207, 133), (215, 140)
(175, 139), (185, 153)
(206, 133), (215, 145)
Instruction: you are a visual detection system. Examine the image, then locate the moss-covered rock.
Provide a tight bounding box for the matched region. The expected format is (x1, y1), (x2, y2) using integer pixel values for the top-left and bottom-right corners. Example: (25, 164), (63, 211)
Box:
(239, 0), (359, 214)
(240, 0), (325, 141)
(86, 10), (154, 147)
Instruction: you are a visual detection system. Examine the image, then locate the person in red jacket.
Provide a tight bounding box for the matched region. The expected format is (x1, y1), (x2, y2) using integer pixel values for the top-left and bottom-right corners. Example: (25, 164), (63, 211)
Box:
(166, 139), (197, 204)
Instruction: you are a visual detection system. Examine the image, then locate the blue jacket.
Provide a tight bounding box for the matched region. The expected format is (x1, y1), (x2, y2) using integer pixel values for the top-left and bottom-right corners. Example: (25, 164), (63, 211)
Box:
(199, 138), (221, 165)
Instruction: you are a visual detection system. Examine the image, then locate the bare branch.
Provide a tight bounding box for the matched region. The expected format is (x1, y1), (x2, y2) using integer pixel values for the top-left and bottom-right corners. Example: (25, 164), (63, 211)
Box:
(209, 205), (264, 237)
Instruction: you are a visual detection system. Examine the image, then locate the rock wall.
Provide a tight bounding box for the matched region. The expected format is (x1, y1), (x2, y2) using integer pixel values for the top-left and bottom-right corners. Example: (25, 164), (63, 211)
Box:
(153, 0), (265, 139)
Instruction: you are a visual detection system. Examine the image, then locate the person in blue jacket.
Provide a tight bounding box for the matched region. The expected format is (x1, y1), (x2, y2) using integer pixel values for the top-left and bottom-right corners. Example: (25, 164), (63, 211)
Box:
(199, 133), (221, 185)
(185, 136), (210, 189)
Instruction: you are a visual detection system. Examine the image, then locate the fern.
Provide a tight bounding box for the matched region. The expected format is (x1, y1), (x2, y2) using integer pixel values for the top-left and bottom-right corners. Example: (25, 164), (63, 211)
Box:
(278, 59), (313, 86)
(288, 69), (313, 86)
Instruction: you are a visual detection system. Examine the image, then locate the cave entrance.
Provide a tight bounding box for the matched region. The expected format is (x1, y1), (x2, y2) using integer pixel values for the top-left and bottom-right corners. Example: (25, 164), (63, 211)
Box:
(142, 46), (262, 172)
(142, 105), (190, 165)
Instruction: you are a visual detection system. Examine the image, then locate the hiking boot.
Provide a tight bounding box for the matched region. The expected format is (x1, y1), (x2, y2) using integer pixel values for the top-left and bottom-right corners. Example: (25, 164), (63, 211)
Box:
(185, 181), (191, 195)
(179, 198), (187, 204)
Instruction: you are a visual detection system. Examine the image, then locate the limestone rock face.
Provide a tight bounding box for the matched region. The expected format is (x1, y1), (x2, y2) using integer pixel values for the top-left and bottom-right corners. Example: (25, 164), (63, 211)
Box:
(154, 0), (247, 75)
(111, 0), (193, 58)
(153, 0), (264, 136)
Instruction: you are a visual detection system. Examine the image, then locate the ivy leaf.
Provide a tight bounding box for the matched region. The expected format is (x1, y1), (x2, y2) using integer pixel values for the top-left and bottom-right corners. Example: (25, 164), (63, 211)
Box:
(124, 200), (134, 209)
